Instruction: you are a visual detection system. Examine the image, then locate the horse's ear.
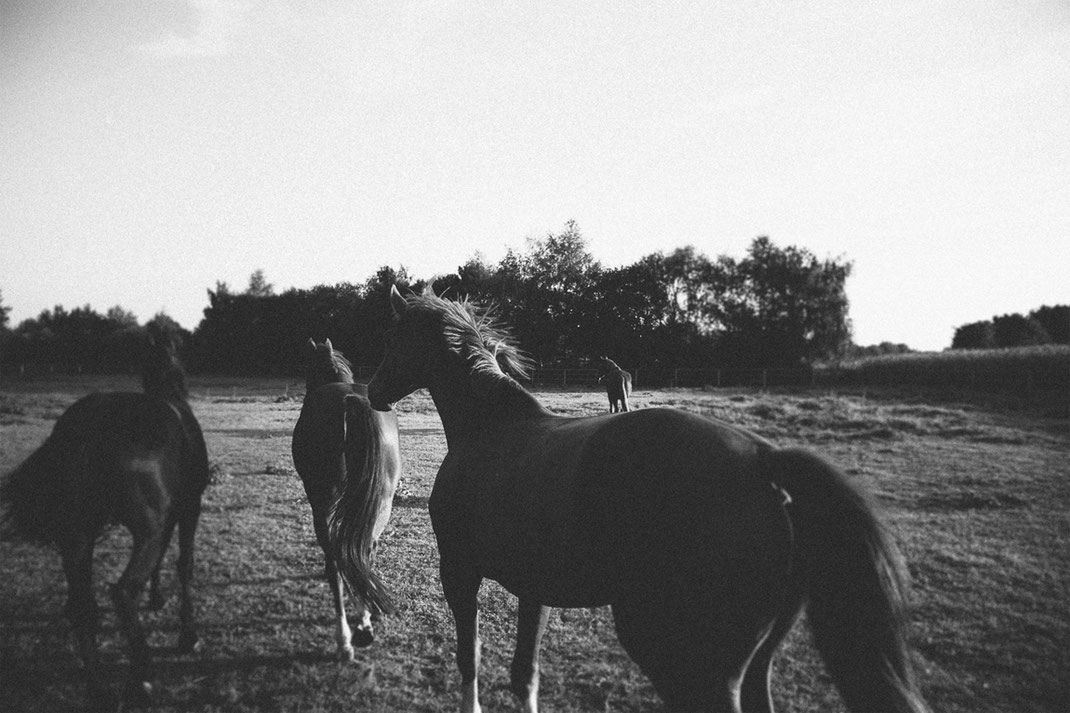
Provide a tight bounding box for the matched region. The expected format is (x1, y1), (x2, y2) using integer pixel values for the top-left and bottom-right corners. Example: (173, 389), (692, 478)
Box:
(325, 338), (333, 351)
(306, 338), (316, 352)
(389, 284), (408, 316)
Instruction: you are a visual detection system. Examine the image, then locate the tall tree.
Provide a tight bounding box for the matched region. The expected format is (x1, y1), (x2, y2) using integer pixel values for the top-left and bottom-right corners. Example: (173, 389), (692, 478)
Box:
(0, 289), (10, 330)
(716, 237), (853, 366)
(246, 269), (275, 297)
(505, 221), (602, 366)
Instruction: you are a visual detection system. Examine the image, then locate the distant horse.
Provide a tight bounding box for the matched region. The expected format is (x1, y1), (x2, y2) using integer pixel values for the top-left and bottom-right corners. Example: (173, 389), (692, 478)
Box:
(597, 356), (632, 413)
(361, 285), (930, 713)
(292, 338), (401, 660)
(0, 325), (209, 708)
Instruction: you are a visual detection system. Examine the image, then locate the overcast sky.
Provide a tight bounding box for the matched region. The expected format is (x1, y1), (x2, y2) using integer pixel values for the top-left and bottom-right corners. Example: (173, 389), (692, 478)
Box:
(2, 1), (1067, 351)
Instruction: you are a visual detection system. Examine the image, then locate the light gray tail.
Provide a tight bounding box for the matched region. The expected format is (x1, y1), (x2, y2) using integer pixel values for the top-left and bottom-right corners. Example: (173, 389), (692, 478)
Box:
(326, 395), (396, 617)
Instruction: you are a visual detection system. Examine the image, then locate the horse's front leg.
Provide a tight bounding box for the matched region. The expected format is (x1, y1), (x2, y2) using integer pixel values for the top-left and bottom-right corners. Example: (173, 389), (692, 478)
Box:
(441, 556), (483, 713)
(510, 599), (550, 713)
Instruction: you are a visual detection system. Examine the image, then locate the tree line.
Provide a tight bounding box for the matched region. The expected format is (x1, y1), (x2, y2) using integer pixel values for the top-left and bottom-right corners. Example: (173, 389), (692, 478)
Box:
(951, 306), (1069, 351)
(3, 226), (863, 376)
(5, 225), (1065, 378)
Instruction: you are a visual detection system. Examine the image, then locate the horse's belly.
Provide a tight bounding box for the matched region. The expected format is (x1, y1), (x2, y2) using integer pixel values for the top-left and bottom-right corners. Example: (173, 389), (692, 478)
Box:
(480, 532), (622, 607)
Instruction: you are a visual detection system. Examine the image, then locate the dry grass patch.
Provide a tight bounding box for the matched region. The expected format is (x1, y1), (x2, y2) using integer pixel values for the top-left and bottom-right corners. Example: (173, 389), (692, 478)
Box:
(1, 378), (1067, 711)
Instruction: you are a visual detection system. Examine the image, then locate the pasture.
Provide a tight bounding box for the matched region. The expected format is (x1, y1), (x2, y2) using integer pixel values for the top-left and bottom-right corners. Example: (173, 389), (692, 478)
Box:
(1, 376), (1067, 712)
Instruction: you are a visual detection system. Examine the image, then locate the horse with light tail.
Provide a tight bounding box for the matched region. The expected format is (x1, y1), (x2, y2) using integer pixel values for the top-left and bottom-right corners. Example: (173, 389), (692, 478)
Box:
(292, 338), (401, 660)
(597, 355), (632, 413)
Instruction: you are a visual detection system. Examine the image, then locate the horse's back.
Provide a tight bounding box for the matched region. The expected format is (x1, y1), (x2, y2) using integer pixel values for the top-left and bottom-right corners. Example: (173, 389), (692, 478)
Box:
(441, 407), (791, 607)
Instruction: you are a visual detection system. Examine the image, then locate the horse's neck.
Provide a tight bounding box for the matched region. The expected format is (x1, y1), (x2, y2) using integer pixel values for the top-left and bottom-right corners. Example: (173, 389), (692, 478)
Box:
(144, 368), (188, 403)
(430, 366), (547, 441)
(306, 371), (351, 393)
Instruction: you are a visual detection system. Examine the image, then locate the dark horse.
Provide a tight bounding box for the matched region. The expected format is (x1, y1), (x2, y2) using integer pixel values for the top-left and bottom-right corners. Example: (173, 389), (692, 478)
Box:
(292, 339), (401, 659)
(358, 286), (929, 713)
(597, 355), (632, 413)
(0, 325), (209, 708)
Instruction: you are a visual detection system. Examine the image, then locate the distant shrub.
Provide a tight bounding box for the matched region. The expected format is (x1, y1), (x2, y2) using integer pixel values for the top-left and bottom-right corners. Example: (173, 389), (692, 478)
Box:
(992, 314), (1050, 348)
(952, 321), (996, 350)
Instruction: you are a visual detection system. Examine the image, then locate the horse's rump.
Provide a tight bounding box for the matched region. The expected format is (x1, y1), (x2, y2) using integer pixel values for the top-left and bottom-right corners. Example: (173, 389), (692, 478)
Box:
(296, 381), (400, 616)
(1, 392), (206, 543)
(293, 382), (368, 505)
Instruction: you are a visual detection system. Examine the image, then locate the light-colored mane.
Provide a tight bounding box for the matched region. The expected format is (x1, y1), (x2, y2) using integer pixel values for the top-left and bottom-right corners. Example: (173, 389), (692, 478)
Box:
(406, 291), (533, 380)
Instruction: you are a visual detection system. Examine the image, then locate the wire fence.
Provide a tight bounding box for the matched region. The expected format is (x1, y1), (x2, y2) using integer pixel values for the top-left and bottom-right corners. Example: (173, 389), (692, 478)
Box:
(4, 358), (1066, 397)
(523, 367), (823, 389)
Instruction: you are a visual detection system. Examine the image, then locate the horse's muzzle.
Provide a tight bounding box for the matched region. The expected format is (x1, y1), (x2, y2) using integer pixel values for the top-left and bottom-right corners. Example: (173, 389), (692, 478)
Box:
(367, 379), (398, 411)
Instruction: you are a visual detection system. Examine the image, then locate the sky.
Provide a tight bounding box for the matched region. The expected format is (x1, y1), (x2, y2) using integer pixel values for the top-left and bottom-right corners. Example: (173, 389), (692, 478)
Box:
(1, 1), (1067, 352)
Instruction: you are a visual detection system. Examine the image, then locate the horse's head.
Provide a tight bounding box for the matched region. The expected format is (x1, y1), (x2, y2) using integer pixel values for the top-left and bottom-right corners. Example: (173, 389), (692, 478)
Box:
(368, 286), (435, 408)
(305, 338), (353, 390)
(598, 355), (621, 373)
(142, 324), (188, 400)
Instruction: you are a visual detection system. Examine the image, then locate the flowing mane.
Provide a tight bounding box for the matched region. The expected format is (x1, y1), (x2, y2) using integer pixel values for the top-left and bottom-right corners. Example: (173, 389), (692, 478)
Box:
(404, 291), (532, 380)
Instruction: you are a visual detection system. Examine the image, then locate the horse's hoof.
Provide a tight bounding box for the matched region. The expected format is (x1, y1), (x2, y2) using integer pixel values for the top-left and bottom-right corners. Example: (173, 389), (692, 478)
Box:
(352, 626), (375, 648)
(122, 679), (153, 709)
(338, 644), (356, 663)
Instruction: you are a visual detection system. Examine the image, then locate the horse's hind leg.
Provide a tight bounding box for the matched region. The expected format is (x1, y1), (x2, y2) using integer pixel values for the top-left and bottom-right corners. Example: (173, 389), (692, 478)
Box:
(176, 504), (202, 652)
(612, 599), (741, 712)
(60, 536), (108, 705)
(739, 589), (805, 713)
(314, 511), (364, 658)
(148, 519), (178, 611)
(327, 556), (359, 658)
(509, 598), (550, 712)
(111, 525), (166, 705)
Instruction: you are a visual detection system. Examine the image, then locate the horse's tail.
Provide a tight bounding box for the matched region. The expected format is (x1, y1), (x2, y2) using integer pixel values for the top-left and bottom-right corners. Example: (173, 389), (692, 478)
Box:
(327, 395), (396, 617)
(1, 437), (65, 543)
(768, 447), (930, 713)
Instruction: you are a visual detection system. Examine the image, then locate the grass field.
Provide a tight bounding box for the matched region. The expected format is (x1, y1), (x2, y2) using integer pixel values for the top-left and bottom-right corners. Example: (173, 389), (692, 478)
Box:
(1, 377), (1068, 712)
